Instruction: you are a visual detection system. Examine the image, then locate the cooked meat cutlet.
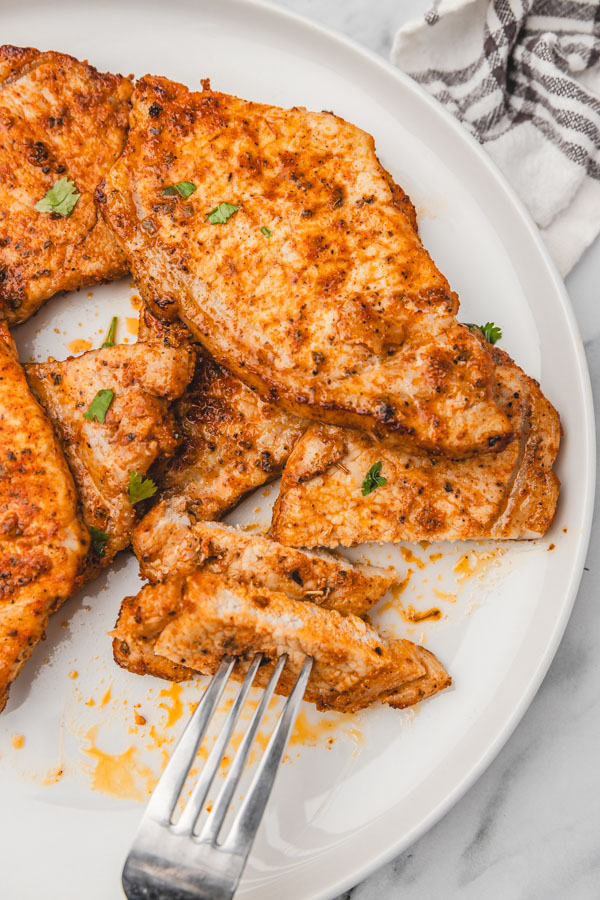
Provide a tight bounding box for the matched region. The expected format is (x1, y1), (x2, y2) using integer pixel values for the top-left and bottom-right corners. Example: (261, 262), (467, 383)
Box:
(137, 303), (192, 347)
(0, 45), (132, 325)
(126, 516), (396, 682)
(100, 75), (512, 457)
(26, 342), (194, 575)
(113, 572), (451, 712)
(133, 518), (395, 616)
(113, 576), (192, 682)
(272, 345), (561, 547)
(0, 323), (89, 711)
(136, 305), (307, 533)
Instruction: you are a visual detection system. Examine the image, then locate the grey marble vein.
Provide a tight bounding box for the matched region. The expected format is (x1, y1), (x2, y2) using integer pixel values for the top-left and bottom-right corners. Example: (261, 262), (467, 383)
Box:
(265, 1), (600, 897)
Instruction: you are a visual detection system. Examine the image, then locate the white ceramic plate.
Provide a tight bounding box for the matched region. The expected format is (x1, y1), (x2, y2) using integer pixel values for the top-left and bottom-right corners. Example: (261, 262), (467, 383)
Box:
(0, 1), (595, 898)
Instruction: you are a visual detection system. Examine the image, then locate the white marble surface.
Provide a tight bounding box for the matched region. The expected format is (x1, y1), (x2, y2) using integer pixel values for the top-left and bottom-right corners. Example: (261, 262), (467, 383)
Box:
(267, 2), (600, 898)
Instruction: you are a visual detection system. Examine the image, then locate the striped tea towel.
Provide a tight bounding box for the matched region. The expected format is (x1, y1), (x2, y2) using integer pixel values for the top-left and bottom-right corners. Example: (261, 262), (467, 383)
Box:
(392, 0), (600, 275)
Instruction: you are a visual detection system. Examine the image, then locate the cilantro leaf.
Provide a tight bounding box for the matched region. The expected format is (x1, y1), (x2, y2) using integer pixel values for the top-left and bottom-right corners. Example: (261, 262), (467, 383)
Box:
(128, 470), (158, 505)
(101, 316), (118, 348)
(480, 322), (502, 344)
(260, 226), (272, 237)
(90, 526), (109, 558)
(34, 178), (80, 217)
(465, 322), (502, 345)
(206, 202), (240, 225)
(162, 181), (197, 199)
(82, 389), (114, 424)
(361, 461), (387, 496)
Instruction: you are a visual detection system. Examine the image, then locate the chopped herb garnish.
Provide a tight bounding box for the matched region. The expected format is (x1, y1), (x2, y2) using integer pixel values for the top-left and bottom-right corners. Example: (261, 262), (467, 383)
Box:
(465, 322), (502, 345)
(480, 322), (502, 344)
(260, 226), (272, 237)
(101, 316), (118, 348)
(162, 181), (197, 199)
(90, 526), (109, 558)
(128, 470), (158, 505)
(206, 202), (240, 225)
(361, 461), (387, 496)
(34, 177), (80, 217)
(82, 389), (114, 423)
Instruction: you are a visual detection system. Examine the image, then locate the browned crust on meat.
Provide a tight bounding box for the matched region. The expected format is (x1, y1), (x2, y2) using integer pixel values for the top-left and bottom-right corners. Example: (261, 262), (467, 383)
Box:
(132, 518), (395, 616)
(137, 303), (193, 347)
(136, 306), (308, 527)
(0, 322), (89, 710)
(26, 342), (194, 579)
(486, 346), (561, 537)
(112, 580), (193, 681)
(271, 346), (560, 546)
(0, 45), (132, 324)
(112, 572), (451, 712)
(385, 645), (453, 709)
(386, 171), (418, 232)
(101, 75), (512, 457)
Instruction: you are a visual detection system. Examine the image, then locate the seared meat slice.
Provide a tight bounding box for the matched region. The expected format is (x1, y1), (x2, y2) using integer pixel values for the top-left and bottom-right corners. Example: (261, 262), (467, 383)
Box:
(136, 305), (307, 533)
(26, 342), (194, 575)
(123, 518), (396, 683)
(113, 572), (451, 712)
(0, 45), (132, 324)
(137, 303), (192, 347)
(133, 518), (395, 616)
(272, 346), (560, 546)
(0, 323), (89, 711)
(113, 576), (191, 683)
(101, 75), (511, 457)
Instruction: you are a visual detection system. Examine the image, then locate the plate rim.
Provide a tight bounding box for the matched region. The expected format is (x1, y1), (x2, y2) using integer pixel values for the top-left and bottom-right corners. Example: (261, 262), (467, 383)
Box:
(227, 1), (596, 896)
(2, 1), (596, 897)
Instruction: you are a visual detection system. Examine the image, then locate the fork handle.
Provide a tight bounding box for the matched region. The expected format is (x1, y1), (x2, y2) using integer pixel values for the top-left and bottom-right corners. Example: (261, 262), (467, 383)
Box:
(123, 849), (236, 900)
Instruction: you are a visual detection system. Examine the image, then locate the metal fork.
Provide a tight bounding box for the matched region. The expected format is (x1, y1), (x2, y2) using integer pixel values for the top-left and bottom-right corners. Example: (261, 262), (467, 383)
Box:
(122, 653), (313, 900)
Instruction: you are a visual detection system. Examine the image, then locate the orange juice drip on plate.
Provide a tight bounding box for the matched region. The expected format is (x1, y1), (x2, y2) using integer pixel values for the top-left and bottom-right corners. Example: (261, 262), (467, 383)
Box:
(379, 569), (413, 613)
(400, 547), (426, 569)
(392, 569), (413, 596)
(83, 726), (157, 802)
(99, 684), (112, 708)
(42, 766), (64, 786)
(401, 605), (442, 623)
(66, 338), (92, 355)
(454, 547), (506, 583)
(158, 683), (185, 728)
(289, 707), (362, 749)
(432, 589), (457, 603)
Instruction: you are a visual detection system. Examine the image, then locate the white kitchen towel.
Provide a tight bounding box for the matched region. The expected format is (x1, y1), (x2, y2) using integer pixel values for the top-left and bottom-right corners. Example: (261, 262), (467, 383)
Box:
(392, 0), (600, 275)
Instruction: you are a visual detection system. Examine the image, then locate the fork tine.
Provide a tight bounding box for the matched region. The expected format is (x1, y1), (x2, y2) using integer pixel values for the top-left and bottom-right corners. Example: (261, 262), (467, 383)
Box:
(146, 655), (235, 824)
(223, 656), (313, 861)
(222, 656), (312, 856)
(198, 653), (289, 844)
(173, 653), (264, 835)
